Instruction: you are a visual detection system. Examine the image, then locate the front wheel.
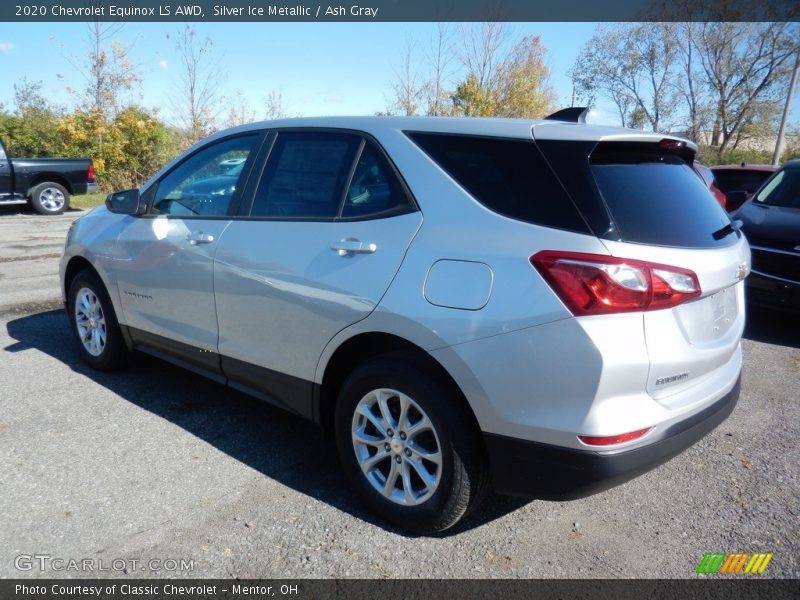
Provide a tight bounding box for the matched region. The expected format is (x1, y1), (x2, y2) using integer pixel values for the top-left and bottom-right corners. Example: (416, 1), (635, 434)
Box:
(67, 269), (130, 371)
(29, 182), (70, 215)
(335, 358), (489, 534)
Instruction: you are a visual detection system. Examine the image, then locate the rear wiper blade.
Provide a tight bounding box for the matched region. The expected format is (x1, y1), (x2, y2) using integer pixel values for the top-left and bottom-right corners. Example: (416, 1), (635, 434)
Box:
(712, 219), (743, 241)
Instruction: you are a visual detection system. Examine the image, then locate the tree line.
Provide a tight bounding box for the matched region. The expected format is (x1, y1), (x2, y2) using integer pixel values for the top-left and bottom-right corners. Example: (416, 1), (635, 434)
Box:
(0, 24), (286, 192)
(571, 21), (800, 160)
(1, 22), (798, 193)
(384, 24), (557, 119)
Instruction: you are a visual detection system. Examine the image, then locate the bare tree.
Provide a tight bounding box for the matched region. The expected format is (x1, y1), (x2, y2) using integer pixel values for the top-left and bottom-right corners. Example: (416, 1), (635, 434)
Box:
(388, 38), (424, 116)
(688, 22), (799, 155)
(673, 22), (712, 143)
(571, 26), (635, 126)
(225, 91), (256, 128)
(263, 89), (287, 120)
(459, 23), (509, 91)
(13, 78), (51, 114)
(56, 22), (141, 119)
(169, 25), (225, 145)
(571, 23), (678, 132)
(423, 24), (456, 116)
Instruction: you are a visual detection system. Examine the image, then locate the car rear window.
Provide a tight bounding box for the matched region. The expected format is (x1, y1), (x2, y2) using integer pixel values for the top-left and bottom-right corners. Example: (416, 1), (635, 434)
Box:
(713, 169), (773, 194)
(590, 143), (735, 248)
(407, 132), (589, 233)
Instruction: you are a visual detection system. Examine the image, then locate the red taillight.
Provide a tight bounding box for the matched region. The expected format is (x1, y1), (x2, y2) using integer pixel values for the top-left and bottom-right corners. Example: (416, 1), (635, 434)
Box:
(710, 183), (728, 210)
(531, 251), (701, 316)
(578, 427), (654, 447)
(87, 162), (96, 182)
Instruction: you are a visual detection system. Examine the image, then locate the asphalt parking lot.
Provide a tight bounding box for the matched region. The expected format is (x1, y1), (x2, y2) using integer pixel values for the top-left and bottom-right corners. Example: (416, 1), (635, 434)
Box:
(1, 207), (798, 579)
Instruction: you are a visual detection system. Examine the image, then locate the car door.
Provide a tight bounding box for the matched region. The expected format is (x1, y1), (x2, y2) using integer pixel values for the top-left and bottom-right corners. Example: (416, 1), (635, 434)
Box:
(114, 133), (263, 378)
(0, 141), (12, 198)
(213, 130), (423, 417)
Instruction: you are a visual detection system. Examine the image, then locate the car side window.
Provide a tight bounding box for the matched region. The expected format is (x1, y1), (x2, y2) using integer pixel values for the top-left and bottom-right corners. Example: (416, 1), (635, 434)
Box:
(409, 132), (588, 232)
(152, 135), (258, 217)
(341, 142), (411, 219)
(250, 132), (360, 219)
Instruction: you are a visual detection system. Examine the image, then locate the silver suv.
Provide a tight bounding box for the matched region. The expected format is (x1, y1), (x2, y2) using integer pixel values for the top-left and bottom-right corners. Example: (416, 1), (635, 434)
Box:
(60, 111), (748, 533)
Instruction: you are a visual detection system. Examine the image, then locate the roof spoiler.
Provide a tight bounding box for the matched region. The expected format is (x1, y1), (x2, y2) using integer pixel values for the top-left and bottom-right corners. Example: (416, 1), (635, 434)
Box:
(544, 107), (590, 124)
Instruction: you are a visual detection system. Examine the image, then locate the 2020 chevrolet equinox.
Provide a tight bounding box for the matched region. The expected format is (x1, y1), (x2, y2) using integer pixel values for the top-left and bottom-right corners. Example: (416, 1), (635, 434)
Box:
(60, 110), (748, 533)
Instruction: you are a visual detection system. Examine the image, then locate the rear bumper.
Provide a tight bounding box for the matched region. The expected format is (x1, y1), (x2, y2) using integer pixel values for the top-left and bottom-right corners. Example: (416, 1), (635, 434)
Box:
(746, 272), (800, 311)
(484, 374), (740, 499)
(86, 182), (99, 195)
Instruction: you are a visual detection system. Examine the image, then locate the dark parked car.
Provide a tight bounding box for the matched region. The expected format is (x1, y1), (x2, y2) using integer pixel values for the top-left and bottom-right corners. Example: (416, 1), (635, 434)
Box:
(693, 161), (728, 209)
(711, 163), (777, 212)
(0, 139), (98, 215)
(734, 160), (800, 311)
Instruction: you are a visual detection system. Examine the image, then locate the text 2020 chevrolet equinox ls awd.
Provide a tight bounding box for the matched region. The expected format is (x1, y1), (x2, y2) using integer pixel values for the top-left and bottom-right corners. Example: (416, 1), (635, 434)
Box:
(60, 110), (748, 533)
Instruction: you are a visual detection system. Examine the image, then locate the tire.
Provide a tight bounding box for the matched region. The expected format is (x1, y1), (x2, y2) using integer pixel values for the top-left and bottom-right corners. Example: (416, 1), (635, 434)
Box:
(335, 357), (490, 534)
(29, 182), (70, 215)
(67, 269), (130, 371)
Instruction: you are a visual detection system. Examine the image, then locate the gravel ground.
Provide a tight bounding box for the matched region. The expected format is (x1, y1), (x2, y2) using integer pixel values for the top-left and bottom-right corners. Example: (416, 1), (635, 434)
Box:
(0, 207), (79, 317)
(0, 210), (798, 579)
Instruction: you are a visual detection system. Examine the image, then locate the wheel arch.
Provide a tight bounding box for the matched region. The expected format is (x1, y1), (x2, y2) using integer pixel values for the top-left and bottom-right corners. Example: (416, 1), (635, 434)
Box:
(63, 254), (132, 350)
(316, 331), (484, 447)
(28, 175), (74, 196)
(63, 256), (97, 300)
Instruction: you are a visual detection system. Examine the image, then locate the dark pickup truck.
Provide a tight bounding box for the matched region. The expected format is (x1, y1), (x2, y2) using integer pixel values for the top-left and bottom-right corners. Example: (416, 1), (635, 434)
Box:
(0, 139), (98, 215)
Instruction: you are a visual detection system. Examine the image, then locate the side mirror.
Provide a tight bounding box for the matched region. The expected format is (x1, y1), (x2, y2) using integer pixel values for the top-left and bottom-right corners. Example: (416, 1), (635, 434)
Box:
(105, 189), (146, 215)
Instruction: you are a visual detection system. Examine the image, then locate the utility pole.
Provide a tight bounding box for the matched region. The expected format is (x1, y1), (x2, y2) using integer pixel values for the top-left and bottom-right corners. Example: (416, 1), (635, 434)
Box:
(773, 47), (800, 166)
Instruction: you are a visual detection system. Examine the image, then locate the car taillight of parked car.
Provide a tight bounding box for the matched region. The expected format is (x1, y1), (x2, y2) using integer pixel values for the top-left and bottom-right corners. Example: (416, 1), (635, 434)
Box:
(531, 251), (701, 315)
(87, 162), (96, 182)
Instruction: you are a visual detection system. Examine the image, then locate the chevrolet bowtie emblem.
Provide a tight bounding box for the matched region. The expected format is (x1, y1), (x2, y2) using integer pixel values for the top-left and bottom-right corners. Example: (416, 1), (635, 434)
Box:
(736, 262), (749, 281)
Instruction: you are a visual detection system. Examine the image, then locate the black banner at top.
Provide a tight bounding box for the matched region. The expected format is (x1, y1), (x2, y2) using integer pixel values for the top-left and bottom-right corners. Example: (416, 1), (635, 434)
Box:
(1, 0), (797, 22)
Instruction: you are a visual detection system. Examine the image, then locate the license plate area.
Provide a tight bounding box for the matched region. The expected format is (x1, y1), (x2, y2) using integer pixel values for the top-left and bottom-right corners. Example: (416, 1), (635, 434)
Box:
(676, 285), (739, 346)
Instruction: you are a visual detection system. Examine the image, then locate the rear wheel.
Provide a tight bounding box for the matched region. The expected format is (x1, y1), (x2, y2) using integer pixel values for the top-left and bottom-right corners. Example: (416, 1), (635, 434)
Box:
(29, 182), (70, 215)
(67, 269), (129, 371)
(335, 357), (489, 534)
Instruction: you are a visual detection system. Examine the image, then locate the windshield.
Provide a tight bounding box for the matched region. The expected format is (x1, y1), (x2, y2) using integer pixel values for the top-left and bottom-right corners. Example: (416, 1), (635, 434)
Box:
(754, 169), (800, 208)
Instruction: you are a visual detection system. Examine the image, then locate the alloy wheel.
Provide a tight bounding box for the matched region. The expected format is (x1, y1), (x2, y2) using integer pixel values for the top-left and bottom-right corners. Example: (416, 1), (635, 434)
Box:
(38, 187), (66, 212)
(74, 287), (107, 357)
(351, 388), (443, 506)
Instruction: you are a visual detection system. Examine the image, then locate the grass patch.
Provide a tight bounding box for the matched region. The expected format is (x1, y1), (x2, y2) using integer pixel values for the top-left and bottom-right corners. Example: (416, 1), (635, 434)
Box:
(71, 193), (106, 209)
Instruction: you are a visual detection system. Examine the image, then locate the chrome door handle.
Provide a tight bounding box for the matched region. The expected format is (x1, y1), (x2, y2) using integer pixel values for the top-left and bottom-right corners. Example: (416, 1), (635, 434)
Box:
(331, 239), (377, 256)
(186, 231), (215, 245)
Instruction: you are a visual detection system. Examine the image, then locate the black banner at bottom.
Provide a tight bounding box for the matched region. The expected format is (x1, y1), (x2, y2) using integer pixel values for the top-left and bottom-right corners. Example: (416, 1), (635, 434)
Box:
(2, 579), (799, 600)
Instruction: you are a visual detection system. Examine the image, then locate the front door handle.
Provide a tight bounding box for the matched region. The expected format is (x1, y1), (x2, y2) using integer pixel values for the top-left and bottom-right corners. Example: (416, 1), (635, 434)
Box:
(186, 231), (215, 245)
(331, 239), (377, 256)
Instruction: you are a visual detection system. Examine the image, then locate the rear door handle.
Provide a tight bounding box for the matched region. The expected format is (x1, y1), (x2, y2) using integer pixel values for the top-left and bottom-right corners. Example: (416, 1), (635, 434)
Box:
(186, 231), (215, 245)
(331, 239), (377, 256)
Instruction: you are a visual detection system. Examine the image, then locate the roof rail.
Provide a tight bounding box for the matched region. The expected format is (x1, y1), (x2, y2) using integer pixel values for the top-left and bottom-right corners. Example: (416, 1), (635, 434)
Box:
(544, 107), (590, 124)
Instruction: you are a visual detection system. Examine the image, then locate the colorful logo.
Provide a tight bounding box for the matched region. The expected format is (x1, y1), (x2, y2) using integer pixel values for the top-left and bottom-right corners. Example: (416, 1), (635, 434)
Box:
(696, 552), (773, 574)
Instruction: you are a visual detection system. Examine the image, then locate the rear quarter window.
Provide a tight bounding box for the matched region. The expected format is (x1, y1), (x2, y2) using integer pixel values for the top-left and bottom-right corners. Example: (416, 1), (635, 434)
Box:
(407, 132), (589, 233)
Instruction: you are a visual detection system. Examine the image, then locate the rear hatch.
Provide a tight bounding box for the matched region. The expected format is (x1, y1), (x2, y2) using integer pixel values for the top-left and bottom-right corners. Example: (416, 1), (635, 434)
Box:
(534, 132), (749, 408)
